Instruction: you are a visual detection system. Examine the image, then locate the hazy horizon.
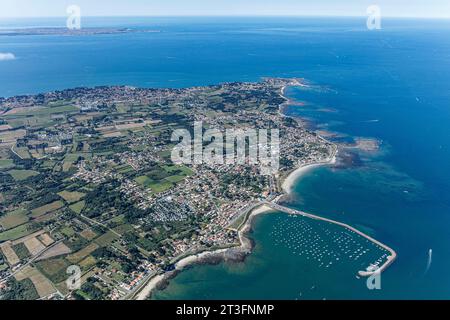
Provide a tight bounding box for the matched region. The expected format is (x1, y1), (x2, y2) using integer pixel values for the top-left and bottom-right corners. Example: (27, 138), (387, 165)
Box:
(1, 0), (449, 19)
(2, 14), (450, 19)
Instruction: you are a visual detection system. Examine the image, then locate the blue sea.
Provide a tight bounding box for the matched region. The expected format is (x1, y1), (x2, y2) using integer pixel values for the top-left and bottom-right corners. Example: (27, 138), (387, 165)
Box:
(1, 17), (449, 299)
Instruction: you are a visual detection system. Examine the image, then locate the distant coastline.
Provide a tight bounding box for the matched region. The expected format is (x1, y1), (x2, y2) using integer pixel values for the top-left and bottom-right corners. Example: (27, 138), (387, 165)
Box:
(0, 27), (160, 37)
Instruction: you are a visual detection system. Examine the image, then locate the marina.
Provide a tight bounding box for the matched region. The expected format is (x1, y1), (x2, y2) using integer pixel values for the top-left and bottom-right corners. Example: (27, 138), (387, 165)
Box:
(265, 202), (397, 276)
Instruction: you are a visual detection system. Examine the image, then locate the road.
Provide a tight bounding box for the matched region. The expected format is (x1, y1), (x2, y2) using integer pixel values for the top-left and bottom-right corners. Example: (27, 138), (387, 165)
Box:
(79, 214), (121, 238)
(0, 240), (64, 284)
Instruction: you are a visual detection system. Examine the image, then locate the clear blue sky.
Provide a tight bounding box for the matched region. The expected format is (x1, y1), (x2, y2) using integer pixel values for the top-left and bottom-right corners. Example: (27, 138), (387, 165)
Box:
(1, 0), (449, 18)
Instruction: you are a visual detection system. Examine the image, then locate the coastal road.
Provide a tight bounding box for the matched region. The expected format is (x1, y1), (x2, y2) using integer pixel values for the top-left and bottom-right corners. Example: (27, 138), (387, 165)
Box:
(227, 201), (267, 231)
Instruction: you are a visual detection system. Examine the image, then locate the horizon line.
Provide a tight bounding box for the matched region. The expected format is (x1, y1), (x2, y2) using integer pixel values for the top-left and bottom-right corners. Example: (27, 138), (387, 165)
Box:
(1, 14), (450, 19)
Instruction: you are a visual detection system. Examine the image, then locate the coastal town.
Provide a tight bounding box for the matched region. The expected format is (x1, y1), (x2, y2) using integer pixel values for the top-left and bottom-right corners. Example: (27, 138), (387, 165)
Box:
(0, 78), (396, 300)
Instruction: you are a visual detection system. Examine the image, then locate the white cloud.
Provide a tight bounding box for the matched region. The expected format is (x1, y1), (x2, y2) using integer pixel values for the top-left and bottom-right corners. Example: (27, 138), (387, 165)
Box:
(0, 53), (16, 61)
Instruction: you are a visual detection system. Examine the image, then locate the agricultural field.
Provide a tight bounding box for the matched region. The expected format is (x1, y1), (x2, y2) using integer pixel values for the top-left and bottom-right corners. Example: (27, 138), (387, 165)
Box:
(11, 146), (31, 159)
(58, 190), (85, 203)
(66, 243), (99, 264)
(113, 223), (134, 235)
(79, 255), (97, 271)
(14, 265), (57, 298)
(1, 104), (79, 133)
(0, 124), (12, 131)
(3, 105), (78, 117)
(23, 237), (46, 256)
(80, 229), (97, 240)
(12, 242), (31, 260)
(60, 227), (76, 237)
(33, 211), (60, 223)
(38, 233), (55, 246)
(0, 159), (14, 169)
(35, 258), (71, 284)
(30, 201), (64, 218)
(134, 164), (192, 193)
(7, 169), (39, 181)
(0, 129), (26, 144)
(64, 152), (91, 163)
(0, 223), (35, 242)
(35, 242), (71, 261)
(69, 200), (85, 214)
(0, 208), (29, 230)
(1, 243), (20, 266)
(94, 231), (120, 247)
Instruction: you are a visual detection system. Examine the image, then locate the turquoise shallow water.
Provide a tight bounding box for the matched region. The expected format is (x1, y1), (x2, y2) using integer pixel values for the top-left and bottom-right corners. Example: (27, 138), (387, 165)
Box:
(151, 18), (450, 300)
(153, 212), (393, 300)
(1, 17), (449, 299)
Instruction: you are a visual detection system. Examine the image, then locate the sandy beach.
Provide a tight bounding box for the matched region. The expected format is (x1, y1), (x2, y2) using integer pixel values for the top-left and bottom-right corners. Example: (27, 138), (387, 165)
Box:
(278, 79), (308, 116)
(237, 205), (276, 252)
(281, 156), (337, 194)
(135, 274), (165, 300)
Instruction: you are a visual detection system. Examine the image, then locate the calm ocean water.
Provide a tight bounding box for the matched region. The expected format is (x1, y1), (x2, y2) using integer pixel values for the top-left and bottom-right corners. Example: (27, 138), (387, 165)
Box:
(1, 17), (449, 299)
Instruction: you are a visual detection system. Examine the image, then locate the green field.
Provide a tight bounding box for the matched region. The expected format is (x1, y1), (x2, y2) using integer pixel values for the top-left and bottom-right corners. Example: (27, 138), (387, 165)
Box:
(35, 258), (71, 283)
(64, 152), (91, 163)
(60, 226), (75, 237)
(134, 164), (193, 193)
(165, 175), (187, 183)
(69, 200), (85, 214)
(109, 215), (125, 224)
(40, 160), (56, 169)
(94, 231), (120, 247)
(0, 159), (14, 170)
(135, 175), (174, 193)
(12, 146), (31, 159)
(2, 104), (78, 131)
(7, 118), (42, 129)
(3, 105), (79, 117)
(147, 180), (174, 193)
(30, 201), (64, 218)
(0, 208), (29, 230)
(7, 169), (39, 181)
(0, 223), (34, 242)
(134, 175), (151, 185)
(12, 242), (31, 260)
(79, 255), (97, 271)
(116, 164), (134, 174)
(113, 223), (134, 235)
(163, 164), (193, 176)
(228, 212), (248, 230)
(67, 243), (99, 264)
(58, 190), (85, 204)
